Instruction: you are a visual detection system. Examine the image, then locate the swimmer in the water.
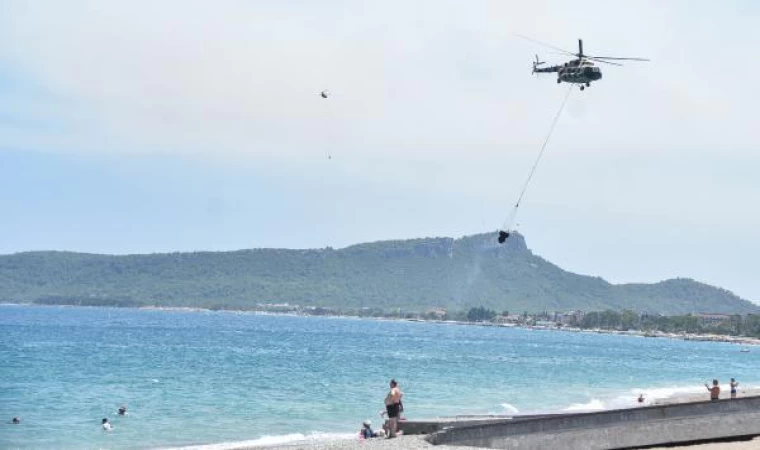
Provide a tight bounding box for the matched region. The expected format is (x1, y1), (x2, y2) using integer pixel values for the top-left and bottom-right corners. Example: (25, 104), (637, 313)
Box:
(102, 418), (113, 432)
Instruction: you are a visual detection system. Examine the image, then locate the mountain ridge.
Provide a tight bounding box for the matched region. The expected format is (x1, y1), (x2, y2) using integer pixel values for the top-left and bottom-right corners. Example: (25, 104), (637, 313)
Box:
(0, 232), (755, 314)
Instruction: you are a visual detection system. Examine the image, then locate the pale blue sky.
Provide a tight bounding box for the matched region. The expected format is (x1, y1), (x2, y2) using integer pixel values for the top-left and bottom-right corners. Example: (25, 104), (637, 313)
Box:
(1, 1), (759, 302)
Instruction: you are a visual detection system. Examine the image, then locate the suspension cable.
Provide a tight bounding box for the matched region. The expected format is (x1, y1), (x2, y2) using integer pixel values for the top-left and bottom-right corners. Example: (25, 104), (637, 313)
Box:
(500, 84), (574, 240)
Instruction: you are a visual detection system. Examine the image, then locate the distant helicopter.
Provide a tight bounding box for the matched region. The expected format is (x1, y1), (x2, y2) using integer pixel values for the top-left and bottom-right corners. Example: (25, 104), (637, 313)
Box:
(527, 38), (649, 91)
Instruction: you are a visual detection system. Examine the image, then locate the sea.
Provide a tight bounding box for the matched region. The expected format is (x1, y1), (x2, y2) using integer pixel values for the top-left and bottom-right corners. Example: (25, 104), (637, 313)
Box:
(1, 304), (757, 450)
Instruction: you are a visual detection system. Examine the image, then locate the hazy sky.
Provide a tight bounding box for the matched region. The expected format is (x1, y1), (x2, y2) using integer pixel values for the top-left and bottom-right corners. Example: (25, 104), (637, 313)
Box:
(1, 1), (759, 302)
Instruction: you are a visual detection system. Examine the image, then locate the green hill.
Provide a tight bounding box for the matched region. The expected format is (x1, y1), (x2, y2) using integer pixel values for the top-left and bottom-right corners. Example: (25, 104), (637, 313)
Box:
(0, 232), (755, 314)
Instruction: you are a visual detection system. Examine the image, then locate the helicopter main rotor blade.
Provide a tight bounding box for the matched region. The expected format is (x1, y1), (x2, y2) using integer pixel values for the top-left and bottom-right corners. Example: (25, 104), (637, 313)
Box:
(587, 57), (624, 66)
(515, 34), (577, 57)
(590, 56), (650, 61)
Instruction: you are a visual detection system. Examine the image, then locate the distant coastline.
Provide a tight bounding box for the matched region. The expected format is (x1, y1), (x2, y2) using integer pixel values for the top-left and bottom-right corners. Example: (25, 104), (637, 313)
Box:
(5, 302), (760, 347)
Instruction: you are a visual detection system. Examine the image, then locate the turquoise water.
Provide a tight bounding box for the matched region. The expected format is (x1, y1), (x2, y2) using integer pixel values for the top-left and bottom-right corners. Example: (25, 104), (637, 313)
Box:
(1, 305), (758, 449)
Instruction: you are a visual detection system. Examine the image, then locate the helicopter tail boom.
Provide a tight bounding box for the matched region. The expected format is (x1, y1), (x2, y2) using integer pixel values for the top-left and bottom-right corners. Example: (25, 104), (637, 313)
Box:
(532, 54), (560, 74)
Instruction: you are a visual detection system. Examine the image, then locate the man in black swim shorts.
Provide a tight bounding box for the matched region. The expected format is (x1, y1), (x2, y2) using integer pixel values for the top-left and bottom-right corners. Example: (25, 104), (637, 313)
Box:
(384, 379), (402, 438)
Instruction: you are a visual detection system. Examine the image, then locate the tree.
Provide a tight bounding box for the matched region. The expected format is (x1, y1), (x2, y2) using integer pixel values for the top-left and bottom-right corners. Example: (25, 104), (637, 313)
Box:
(467, 306), (496, 322)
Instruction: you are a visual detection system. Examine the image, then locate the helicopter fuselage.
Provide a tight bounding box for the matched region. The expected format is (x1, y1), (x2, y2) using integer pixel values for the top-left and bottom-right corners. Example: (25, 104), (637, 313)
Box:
(534, 58), (602, 87)
(558, 65), (602, 84)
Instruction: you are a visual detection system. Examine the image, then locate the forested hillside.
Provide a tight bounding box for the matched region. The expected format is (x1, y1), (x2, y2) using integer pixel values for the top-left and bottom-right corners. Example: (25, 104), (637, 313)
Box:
(0, 233), (755, 314)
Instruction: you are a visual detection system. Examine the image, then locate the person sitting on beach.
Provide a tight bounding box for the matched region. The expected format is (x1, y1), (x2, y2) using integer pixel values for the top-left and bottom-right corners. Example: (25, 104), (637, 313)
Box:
(730, 378), (739, 399)
(102, 418), (113, 432)
(359, 420), (378, 439)
(118, 405), (127, 416)
(705, 379), (720, 401)
(637, 394), (645, 404)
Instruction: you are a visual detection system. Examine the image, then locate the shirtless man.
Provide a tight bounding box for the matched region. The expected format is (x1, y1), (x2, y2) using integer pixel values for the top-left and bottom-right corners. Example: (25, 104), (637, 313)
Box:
(705, 379), (720, 401)
(384, 379), (402, 438)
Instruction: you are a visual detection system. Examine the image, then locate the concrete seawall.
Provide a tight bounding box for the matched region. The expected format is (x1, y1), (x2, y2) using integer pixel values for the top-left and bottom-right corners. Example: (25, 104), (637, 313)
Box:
(400, 414), (564, 436)
(425, 396), (760, 449)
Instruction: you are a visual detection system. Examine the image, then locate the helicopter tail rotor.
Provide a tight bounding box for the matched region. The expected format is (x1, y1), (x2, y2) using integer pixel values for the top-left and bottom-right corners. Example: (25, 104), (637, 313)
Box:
(532, 54), (545, 74)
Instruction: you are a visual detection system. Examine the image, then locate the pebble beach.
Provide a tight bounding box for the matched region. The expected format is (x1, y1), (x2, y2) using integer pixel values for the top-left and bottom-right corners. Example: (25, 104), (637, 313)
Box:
(226, 434), (760, 450)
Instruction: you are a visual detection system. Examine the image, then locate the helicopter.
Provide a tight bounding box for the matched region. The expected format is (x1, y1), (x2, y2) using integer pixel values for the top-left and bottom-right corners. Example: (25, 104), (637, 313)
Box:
(527, 38), (649, 90)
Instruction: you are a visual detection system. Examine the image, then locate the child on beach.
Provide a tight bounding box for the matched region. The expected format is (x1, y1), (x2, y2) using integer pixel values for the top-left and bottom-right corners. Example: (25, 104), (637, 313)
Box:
(359, 420), (378, 439)
(730, 378), (739, 399)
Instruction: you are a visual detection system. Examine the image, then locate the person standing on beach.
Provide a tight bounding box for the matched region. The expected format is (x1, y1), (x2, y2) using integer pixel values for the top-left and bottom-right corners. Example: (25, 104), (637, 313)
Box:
(730, 378), (739, 399)
(705, 379), (720, 401)
(384, 379), (402, 438)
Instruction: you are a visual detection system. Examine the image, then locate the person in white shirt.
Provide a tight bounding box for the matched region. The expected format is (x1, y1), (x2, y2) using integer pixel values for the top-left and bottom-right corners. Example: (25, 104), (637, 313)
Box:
(102, 418), (113, 432)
